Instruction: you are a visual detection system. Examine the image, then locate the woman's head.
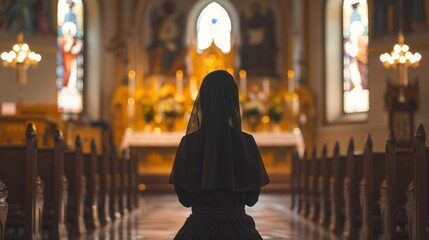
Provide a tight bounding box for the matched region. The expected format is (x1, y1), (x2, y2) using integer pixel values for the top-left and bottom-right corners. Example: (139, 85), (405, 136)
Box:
(198, 70), (239, 120)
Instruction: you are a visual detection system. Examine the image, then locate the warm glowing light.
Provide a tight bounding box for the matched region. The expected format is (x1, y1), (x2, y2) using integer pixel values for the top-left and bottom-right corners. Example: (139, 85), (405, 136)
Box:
(154, 115), (162, 124)
(128, 98), (135, 105)
(287, 70), (295, 78)
(175, 70), (183, 78)
(291, 93), (299, 101)
(239, 70), (246, 79)
(128, 70), (135, 79)
(380, 33), (422, 70)
(1, 32), (41, 85)
(262, 116), (270, 124)
(153, 127), (162, 134)
(138, 184), (146, 191)
(284, 94), (292, 103)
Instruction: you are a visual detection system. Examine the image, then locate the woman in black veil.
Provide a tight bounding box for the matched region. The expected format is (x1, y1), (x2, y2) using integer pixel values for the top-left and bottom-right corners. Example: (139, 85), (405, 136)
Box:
(169, 70), (269, 239)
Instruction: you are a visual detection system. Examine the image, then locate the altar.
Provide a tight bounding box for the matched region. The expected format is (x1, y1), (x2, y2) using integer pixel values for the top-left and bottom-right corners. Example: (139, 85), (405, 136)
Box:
(121, 130), (304, 192)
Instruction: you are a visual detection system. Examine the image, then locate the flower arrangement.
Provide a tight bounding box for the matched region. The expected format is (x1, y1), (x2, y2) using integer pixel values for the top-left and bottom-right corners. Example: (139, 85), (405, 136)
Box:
(141, 98), (155, 123)
(242, 98), (265, 117)
(158, 95), (184, 118)
(268, 95), (284, 123)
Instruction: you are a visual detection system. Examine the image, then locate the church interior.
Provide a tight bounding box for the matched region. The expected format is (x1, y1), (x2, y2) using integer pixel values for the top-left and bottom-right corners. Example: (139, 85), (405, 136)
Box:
(0, 0), (429, 239)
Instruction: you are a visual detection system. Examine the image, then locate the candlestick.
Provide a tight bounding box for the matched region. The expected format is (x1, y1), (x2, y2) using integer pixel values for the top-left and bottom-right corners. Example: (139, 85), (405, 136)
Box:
(287, 70), (295, 93)
(239, 70), (247, 96)
(176, 70), (183, 97)
(291, 93), (299, 115)
(189, 76), (198, 101)
(263, 78), (270, 98)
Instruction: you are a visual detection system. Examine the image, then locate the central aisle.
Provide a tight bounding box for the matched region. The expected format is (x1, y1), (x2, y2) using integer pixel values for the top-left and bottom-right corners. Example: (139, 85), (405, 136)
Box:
(85, 193), (340, 239)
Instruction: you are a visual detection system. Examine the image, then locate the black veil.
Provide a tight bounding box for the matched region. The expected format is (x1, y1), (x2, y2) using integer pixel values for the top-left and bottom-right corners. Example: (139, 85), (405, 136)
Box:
(169, 70), (269, 192)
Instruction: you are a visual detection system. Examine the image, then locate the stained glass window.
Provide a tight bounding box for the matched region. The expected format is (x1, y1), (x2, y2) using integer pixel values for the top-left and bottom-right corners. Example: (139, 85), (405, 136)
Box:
(343, 0), (369, 113)
(57, 0), (84, 113)
(197, 2), (231, 53)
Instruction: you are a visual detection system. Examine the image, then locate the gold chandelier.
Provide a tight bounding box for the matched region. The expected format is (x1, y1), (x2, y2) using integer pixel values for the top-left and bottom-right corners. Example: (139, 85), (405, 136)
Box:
(1, 32), (42, 85)
(379, 33), (422, 87)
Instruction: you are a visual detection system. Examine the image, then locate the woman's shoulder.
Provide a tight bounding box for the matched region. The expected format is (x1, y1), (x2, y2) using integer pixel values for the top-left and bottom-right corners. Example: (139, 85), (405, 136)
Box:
(240, 131), (255, 141)
(182, 130), (198, 137)
(180, 131), (199, 144)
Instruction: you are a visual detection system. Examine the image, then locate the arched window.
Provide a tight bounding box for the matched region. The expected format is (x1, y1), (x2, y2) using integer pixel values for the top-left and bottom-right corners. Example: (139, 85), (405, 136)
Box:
(342, 0), (368, 113)
(57, 0), (84, 113)
(196, 2), (232, 53)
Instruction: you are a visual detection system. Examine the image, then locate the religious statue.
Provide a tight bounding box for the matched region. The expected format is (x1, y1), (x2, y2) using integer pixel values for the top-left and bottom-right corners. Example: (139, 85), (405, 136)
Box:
(147, 0), (186, 77)
(240, 1), (278, 77)
(1, 0), (55, 35)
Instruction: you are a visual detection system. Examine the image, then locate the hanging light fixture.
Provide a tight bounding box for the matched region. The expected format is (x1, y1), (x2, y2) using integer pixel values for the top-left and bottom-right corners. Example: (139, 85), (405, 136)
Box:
(1, 32), (41, 101)
(379, 33), (422, 87)
(379, 0), (422, 103)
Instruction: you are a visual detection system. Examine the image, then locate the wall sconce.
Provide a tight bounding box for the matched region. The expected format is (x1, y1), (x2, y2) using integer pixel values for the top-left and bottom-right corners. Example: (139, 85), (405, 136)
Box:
(1, 32), (41, 101)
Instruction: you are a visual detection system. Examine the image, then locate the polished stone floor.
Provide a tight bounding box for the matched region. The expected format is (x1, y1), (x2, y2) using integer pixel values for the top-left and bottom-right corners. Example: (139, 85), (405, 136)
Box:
(83, 193), (340, 240)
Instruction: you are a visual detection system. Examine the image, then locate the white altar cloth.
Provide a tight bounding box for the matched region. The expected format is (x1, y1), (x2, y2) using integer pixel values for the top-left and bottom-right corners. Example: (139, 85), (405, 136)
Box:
(120, 131), (305, 157)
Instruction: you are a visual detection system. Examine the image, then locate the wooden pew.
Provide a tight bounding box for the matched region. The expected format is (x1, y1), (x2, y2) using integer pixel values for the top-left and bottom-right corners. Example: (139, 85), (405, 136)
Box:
(0, 179), (7, 240)
(130, 147), (139, 209)
(83, 139), (100, 230)
(343, 138), (363, 240)
(0, 116), (57, 147)
(308, 148), (320, 222)
(37, 129), (68, 239)
(329, 142), (347, 234)
(359, 135), (384, 240)
(380, 132), (414, 240)
(125, 151), (135, 212)
(0, 124), (43, 239)
(97, 142), (111, 225)
(64, 136), (86, 236)
(408, 124), (428, 240)
(109, 146), (121, 220)
(290, 150), (301, 213)
(299, 150), (310, 217)
(317, 144), (331, 228)
(119, 150), (129, 216)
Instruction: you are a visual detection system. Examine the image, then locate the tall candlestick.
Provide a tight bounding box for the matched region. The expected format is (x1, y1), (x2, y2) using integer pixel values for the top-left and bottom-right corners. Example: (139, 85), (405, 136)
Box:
(292, 93), (299, 115)
(263, 78), (270, 98)
(287, 70), (295, 93)
(154, 77), (161, 100)
(239, 70), (247, 96)
(176, 70), (183, 97)
(189, 76), (198, 101)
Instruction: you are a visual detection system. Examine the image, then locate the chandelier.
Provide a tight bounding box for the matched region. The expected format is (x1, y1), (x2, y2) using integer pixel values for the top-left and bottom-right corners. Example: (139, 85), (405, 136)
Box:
(1, 32), (41, 84)
(379, 33), (422, 87)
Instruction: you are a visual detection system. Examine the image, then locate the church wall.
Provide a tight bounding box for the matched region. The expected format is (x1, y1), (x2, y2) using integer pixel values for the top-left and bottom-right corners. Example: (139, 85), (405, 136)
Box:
(306, 0), (429, 155)
(0, 36), (57, 104)
(0, 0), (107, 121)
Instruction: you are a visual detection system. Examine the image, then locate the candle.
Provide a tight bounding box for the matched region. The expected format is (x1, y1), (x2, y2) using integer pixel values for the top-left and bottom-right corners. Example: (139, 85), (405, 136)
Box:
(287, 70), (295, 93)
(176, 70), (183, 97)
(292, 93), (299, 115)
(263, 78), (270, 98)
(154, 77), (161, 100)
(189, 76), (198, 101)
(239, 70), (247, 95)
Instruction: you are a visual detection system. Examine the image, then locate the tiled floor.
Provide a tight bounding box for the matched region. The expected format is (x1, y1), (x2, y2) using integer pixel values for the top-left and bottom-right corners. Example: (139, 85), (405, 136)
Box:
(84, 193), (340, 240)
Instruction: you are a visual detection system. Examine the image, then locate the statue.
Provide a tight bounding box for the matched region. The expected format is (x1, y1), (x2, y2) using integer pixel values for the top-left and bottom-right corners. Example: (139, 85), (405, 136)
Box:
(240, 1), (278, 77)
(147, 0), (186, 77)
